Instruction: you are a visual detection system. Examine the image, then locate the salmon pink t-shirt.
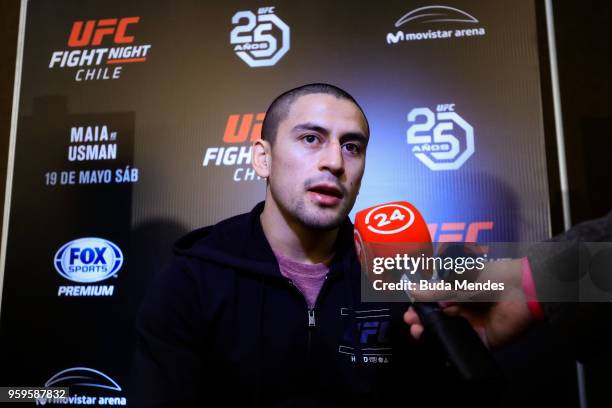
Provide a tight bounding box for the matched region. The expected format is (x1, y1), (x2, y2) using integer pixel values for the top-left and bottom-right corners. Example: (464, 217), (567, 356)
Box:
(274, 252), (329, 309)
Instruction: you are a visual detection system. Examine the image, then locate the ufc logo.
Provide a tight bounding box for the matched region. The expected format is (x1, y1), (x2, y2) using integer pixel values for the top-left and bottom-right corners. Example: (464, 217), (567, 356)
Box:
(223, 113), (265, 143)
(357, 321), (389, 345)
(428, 222), (494, 242)
(257, 7), (275, 14)
(436, 103), (455, 112)
(68, 17), (140, 47)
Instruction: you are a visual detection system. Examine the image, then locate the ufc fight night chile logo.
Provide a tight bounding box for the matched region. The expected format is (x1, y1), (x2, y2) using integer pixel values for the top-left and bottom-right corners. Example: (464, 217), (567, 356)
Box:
(48, 16), (151, 81)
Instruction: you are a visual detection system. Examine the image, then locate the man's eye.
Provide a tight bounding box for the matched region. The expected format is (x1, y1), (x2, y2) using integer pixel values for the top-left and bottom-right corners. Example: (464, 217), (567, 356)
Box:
(303, 135), (318, 144)
(343, 143), (361, 154)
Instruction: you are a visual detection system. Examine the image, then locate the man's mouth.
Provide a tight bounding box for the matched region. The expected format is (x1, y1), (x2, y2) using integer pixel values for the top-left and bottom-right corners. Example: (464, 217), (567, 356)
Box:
(307, 183), (344, 206)
(308, 184), (343, 198)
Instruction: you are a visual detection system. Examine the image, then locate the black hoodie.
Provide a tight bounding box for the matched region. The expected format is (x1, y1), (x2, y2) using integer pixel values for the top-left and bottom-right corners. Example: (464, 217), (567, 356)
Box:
(131, 202), (464, 407)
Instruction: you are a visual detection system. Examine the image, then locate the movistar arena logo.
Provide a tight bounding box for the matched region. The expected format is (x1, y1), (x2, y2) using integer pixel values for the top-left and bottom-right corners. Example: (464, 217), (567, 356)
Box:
(386, 5), (486, 44)
(37, 367), (126, 406)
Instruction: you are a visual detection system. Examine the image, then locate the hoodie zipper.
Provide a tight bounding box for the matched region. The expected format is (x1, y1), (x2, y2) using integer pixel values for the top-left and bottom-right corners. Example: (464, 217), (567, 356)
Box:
(287, 274), (333, 356)
(287, 279), (316, 337)
(307, 308), (316, 355)
(308, 309), (316, 326)
(286, 268), (341, 402)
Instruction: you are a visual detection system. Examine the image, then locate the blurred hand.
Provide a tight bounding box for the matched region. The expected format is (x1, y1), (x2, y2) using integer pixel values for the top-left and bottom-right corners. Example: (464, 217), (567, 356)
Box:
(403, 259), (534, 349)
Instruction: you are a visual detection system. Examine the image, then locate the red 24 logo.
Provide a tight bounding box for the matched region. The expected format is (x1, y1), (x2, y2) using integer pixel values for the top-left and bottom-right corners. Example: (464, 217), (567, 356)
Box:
(364, 204), (414, 235)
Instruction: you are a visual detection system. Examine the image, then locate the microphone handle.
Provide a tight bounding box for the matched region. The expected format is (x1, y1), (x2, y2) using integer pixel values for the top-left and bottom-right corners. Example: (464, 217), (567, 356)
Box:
(412, 302), (502, 381)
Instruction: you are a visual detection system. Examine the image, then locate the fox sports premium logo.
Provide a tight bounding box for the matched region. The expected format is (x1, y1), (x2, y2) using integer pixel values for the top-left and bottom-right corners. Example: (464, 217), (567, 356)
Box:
(54, 237), (123, 283)
(230, 6), (290, 67)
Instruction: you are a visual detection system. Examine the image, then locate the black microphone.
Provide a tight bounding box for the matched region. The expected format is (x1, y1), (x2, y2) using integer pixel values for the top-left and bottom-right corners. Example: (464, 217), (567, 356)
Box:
(354, 201), (501, 381)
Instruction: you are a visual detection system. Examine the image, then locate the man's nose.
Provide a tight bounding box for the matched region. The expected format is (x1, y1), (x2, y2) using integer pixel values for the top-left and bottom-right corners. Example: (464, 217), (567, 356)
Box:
(319, 141), (344, 176)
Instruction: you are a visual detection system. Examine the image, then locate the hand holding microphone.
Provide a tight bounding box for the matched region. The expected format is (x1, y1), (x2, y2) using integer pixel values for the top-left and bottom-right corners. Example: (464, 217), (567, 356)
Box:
(354, 201), (502, 381)
(404, 258), (534, 350)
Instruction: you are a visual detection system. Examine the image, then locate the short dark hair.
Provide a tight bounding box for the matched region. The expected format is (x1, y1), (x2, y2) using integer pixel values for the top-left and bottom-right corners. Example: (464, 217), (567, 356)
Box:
(261, 83), (370, 145)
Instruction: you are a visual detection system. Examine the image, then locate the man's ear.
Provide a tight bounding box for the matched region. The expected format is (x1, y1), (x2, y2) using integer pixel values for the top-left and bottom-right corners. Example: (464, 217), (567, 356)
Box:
(252, 138), (271, 178)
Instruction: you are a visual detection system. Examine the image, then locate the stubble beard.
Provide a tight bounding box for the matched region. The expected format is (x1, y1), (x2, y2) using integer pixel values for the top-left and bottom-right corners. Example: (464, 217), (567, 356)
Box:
(269, 174), (360, 232)
(291, 194), (356, 231)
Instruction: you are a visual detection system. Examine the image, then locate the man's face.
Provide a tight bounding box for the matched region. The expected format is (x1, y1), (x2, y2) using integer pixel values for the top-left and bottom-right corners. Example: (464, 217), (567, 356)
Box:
(267, 93), (369, 230)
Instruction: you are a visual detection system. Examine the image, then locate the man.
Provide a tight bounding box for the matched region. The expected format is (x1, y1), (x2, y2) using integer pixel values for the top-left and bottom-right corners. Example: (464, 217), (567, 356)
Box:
(131, 84), (464, 407)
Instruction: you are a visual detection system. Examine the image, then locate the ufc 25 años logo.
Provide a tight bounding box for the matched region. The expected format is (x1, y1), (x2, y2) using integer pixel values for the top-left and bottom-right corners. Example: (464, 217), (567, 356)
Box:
(407, 104), (474, 171)
(230, 7), (290, 67)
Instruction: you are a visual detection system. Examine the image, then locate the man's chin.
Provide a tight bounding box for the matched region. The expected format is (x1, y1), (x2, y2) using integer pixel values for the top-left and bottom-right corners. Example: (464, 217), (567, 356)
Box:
(302, 221), (343, 231)
(299, 207), (347, 231)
